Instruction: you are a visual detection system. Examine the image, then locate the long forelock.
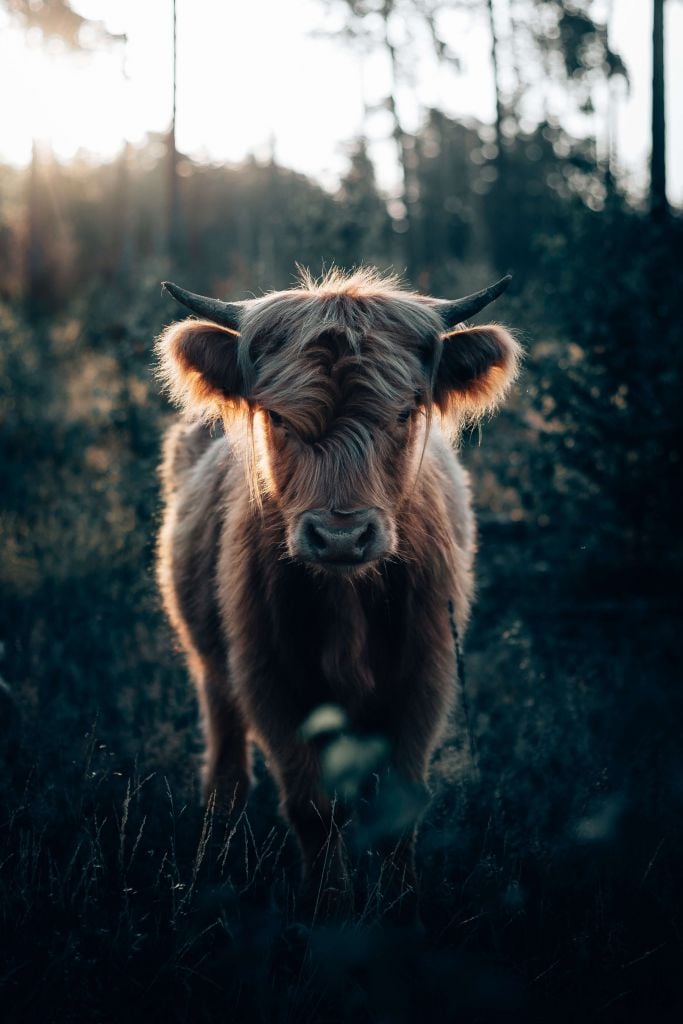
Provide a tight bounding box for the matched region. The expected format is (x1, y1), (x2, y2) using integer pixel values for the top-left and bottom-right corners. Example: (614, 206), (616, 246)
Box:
(230, 270), (448, 510)
(294, 264), (408, 299)
(281, 426), (394, 515)
(236, 269), (444, 393)
(255, 329), (425, 441)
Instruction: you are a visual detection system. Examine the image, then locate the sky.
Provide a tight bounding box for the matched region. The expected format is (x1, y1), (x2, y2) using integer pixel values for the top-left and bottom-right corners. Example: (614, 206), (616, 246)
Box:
(1, 0), (681, 205)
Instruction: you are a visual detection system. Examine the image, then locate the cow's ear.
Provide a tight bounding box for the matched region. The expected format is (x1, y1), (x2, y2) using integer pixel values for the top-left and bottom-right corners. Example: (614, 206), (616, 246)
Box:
(433, 324), (521, 417)
(156, 319), (243, 418)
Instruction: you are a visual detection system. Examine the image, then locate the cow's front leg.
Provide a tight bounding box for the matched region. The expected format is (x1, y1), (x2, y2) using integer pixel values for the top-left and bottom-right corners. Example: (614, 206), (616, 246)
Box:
(372, 631), (455, 922)
(197, 661), (251, 818)
(363, 763), (429, 923)
(274, 740), (353, 921)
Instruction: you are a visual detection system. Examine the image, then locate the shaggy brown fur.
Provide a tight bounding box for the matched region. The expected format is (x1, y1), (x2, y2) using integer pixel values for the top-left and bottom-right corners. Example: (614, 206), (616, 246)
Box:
(156, 267), (520, 916)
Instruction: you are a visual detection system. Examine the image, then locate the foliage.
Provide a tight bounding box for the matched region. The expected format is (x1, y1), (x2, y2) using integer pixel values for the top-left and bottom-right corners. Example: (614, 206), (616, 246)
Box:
(1, 155), (681, 1016)
(3, 0), (125, 49)
(0, 280), (680, 1016)
(0, 1), (682, 1019)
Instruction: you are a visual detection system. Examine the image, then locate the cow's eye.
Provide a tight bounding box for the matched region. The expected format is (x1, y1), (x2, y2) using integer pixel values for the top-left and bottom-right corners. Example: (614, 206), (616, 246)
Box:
(266, 409), (285, 427)
(397, 407), (412, 423)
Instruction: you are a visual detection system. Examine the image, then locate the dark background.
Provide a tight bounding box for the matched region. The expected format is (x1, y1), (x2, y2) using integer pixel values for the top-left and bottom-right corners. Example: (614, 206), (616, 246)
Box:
(1, 1), (682, 1021)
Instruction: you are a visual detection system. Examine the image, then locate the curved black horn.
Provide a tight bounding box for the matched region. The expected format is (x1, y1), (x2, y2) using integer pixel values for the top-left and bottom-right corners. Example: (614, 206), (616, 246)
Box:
(437, 275), (512, 331)
(161, 281), (242, 333)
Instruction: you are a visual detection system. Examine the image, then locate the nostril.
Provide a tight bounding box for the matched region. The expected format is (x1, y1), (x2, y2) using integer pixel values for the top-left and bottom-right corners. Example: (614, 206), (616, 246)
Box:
(305, 522), (326, 552)
(357, 522), (376, 550)
(300, 511), (383, 564)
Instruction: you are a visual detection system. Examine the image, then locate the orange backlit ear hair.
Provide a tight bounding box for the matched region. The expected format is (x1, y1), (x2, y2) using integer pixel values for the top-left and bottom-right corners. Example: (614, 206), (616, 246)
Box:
(156, 319), (244, 420)
(433, 324), (522, 418)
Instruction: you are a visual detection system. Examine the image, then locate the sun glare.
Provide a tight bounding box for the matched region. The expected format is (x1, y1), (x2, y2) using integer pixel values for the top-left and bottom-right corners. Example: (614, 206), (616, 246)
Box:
(1, 0), (681, 200)
(7, 38), (133, 164)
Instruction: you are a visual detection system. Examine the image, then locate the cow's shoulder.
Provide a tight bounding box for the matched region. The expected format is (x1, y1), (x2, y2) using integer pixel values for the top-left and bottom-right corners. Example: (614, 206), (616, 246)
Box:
(423, 426), (475, 558)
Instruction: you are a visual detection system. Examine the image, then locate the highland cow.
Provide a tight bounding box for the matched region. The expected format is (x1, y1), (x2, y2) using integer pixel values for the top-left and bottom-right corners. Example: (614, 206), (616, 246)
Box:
(156, 268), (520, 915)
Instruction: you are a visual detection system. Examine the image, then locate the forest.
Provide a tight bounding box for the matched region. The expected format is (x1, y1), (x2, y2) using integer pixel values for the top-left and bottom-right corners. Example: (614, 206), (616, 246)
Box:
(0, 0), (682, 1021)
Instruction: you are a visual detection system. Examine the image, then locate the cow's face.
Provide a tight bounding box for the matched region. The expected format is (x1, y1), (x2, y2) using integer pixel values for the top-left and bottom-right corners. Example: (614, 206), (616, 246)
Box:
(157, 273), (520, 576)
(250, 322), (429, 573)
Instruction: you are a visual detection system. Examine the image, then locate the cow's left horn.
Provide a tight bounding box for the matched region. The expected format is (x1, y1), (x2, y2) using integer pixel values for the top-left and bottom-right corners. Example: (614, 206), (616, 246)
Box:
(162, 281), (242, 333)
(437, 275), (512, 332)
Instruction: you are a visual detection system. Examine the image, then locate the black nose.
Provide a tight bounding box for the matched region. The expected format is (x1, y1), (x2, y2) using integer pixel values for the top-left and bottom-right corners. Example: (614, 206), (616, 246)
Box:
(297, 508), (385, 567)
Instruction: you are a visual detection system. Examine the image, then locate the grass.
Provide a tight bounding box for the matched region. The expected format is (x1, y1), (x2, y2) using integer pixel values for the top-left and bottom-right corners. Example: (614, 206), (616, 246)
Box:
(1, 299), (681, 1022)
(1, 544), (680, 1023)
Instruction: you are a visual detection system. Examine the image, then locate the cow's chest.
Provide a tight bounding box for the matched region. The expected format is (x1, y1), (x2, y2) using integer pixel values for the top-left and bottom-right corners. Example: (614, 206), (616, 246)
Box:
(268, 562), (412, 721)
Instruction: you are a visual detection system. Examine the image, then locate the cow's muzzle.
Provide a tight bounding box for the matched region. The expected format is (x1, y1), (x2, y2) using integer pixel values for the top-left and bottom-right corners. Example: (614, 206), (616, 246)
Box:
(293, 508), (389, 571)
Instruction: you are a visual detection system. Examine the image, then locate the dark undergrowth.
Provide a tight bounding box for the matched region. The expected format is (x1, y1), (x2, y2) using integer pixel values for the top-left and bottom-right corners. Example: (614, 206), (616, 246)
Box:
(1, 269), (682, 1022)
(1, 542), (681, 1023)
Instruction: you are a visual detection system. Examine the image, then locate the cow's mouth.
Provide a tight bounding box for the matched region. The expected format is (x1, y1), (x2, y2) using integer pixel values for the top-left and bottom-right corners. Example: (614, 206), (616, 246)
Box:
(311, 556), (378, 574)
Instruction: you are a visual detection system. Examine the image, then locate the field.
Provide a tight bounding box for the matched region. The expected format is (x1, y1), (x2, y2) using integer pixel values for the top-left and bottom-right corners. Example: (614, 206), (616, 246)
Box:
(1, 271), (681, 1023)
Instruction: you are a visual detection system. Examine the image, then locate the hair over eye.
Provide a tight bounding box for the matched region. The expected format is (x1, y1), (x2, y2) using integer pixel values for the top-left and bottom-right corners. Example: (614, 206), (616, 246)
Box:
(266, 409), (285, 427)
(397, 407), (412, 423)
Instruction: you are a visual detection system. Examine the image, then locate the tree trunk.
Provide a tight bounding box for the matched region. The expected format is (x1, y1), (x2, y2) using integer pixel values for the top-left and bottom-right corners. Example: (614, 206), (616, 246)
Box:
(382, 0), (418, 276)
(167, 0), (182, 264)
(116, 141), (133, 281)
(485, 0), (515, 270)
(24, 142), (52, 315)
(486, 0), (507, 168)
(651, 0), (668, 221)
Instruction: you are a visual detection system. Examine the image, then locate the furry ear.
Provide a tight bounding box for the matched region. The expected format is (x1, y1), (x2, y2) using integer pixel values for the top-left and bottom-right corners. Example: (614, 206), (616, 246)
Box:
(156, 319), (244, 419)
(433, 324), (521, 417)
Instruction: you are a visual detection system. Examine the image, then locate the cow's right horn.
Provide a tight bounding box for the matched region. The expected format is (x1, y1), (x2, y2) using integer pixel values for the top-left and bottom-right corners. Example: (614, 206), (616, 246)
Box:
(162, 281), (242, 333)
